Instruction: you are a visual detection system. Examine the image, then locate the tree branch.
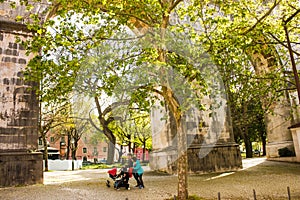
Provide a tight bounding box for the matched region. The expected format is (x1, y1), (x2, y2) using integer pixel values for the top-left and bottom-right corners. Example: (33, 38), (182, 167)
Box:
(169, 0), (183, 12)
(102, 100), (131, 117)
(88, 108), (103, 133)
(267, 32), (300, 56)
(283, 8), (300, 24)
(243, 0), (281, 35)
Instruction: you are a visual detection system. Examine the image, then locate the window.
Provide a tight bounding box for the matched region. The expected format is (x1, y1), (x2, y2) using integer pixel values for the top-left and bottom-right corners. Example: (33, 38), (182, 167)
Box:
(38, 138), (42, 145)
(93, 147), (98, 156)
(103, 147), (107, 152)
(50, 137), (54, 143)
(83, 147), (87, 153)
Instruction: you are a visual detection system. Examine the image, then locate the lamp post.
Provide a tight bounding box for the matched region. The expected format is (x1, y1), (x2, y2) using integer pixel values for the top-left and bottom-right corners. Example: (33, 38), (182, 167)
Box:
(70, 138), (75, 171)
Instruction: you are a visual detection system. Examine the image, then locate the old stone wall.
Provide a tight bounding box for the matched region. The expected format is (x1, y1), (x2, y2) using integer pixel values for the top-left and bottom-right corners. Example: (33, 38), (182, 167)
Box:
(0, 22), (37, 151)
(0, 152), (43, 186)
(266, 95), (295, 158)
(150, 93), (242, 174)
(0, 18), (43, 187)
(150, 143), (242, 174)
(187, 144), (242, 173)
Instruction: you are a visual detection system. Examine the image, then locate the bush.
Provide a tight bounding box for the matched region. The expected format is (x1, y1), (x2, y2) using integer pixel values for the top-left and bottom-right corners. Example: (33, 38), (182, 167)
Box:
(81, 163), (122, 170)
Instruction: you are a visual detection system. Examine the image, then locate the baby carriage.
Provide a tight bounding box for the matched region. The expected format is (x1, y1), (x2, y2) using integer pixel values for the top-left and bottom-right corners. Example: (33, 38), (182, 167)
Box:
(106, 167), (132, 190)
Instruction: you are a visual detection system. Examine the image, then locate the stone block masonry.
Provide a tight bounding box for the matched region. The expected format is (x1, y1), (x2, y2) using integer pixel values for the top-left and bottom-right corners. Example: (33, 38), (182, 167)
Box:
(0, 20), (43, 187)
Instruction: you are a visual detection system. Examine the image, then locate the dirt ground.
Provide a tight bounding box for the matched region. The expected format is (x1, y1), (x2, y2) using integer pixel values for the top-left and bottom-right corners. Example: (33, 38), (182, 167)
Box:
(0, 158), (299, 200)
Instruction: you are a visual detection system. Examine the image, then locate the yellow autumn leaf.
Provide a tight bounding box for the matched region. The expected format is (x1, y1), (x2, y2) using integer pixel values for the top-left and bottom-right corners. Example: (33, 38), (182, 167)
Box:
(37, 29), (43, 35)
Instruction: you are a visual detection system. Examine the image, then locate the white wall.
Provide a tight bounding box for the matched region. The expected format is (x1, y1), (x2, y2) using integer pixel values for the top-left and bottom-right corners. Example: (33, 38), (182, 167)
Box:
(43, 160), (83, 171)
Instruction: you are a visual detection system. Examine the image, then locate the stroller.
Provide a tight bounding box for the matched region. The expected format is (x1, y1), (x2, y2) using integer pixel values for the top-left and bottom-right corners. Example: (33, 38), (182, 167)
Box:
(106, 167), (132, 190)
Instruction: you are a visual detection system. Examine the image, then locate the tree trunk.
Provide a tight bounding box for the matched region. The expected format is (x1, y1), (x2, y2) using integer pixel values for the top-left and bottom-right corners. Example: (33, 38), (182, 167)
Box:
(142, 141), (146, 162)
(176, 117), (188, 200)
(261, 134), (267, 156)
(74, 141), (78, 160)
(42, 133), (48, 171)
(71, 146), (76, 170)
(243, 128), (253, 158)
(157, 15), (189, 197)
(284, 23), (300, 103)
(106, 139), (116, 164)
(67, 135), (71, 160)
(118, 145), (123, 163)
(128, 140), (132, 154)
(94, 96), (116, 164)
(133, 142), (136, 155)
(162, 85), (188, 199)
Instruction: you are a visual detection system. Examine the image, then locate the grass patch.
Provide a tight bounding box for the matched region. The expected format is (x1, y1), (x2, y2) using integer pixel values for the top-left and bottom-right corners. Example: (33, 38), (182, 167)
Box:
(81, 163), (123, 170)
(81, 162), (149, 170)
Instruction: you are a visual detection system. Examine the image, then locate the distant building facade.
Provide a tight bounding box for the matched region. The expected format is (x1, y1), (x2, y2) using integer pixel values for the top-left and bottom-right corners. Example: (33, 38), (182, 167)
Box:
(39, 132), (109, 163)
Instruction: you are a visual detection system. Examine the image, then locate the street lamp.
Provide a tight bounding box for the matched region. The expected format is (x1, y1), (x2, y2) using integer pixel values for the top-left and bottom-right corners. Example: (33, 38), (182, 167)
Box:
(70, 138), (75, 171)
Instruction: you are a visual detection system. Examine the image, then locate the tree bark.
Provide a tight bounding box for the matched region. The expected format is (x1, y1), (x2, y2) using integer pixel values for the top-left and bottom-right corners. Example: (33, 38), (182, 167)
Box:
(67, 134), (71, 160)
(158, 8), (189, 197)
(176, 117), (188, 200)
(243, 128), (253, 158)
(94, 96), (116, 164)
(261, 133), (267, 156)
(162, 86), (188, 200)
(42, 133), (49, 171)
(118, 145), (123, 163)
(284, 14), (300, 103)
(142, 141), (146, 162)
(106, 133), (116, 164)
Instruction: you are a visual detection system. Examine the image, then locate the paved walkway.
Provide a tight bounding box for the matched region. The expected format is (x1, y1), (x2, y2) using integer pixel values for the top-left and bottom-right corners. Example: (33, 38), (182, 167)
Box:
(0, 158), (299, 200)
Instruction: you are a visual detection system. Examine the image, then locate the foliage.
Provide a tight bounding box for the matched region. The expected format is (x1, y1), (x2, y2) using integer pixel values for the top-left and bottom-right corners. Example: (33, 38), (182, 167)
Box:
(183, 0), (300, 157)
(38, 99), (72, 171)
(11, 0), (300, 199)
(80, 163), (122, 170)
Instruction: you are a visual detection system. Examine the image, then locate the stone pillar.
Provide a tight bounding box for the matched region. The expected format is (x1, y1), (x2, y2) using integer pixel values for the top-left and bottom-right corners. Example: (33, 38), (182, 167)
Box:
(0, 20), (43, 187)
(289, 124), (300, 162)
(150, 97), (242, 174)
(265, 97), (294, 158)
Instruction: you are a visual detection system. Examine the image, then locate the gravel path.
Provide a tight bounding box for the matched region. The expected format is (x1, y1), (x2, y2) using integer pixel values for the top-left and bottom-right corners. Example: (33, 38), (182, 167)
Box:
(0, 158), (299, 200)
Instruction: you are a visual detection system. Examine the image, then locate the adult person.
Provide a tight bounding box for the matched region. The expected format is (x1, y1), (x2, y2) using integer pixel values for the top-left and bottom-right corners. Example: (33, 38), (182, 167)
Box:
(126, 153), (133, 168)
(125, 153), (134, 179)
(132, 156), (144, 189)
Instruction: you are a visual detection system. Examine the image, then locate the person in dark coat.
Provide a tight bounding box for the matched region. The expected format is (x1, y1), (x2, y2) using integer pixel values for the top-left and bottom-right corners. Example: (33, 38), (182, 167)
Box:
(127, 153), (133, 168)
